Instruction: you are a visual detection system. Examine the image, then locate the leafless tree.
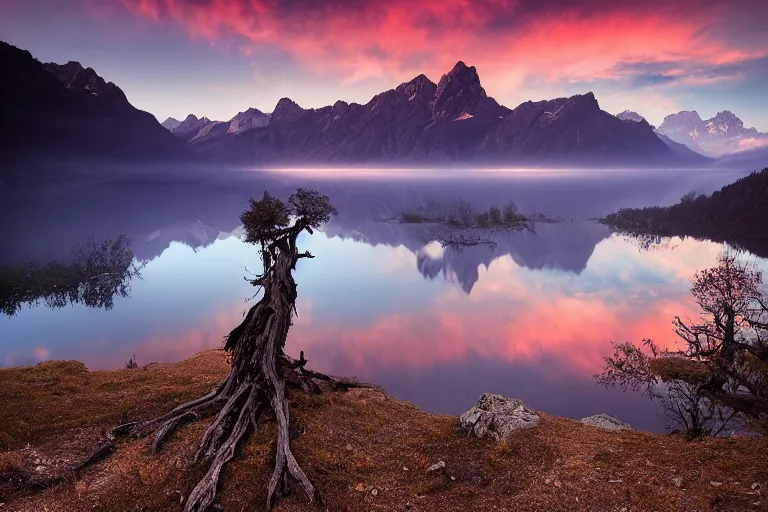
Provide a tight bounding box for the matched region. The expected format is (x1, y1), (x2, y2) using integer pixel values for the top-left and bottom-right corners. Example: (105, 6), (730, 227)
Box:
(597, 252), (768, 436)
(596, 340), (741, 438)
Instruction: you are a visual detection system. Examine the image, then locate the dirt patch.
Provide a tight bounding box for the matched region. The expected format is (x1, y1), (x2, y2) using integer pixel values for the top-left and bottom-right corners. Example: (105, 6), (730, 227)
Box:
(1, 350), (766, 511)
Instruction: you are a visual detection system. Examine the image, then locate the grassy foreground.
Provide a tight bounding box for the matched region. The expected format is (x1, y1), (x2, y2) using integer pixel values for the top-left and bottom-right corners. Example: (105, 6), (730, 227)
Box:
(0, 350), (766, 511)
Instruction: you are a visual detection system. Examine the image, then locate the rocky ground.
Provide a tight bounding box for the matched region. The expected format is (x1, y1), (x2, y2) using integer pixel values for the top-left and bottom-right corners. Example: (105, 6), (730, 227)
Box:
(0, 350), (766, 511)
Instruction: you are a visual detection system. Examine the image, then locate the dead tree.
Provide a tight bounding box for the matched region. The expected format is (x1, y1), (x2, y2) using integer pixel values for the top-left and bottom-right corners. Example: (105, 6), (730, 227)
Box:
(91, 189), (372, 511)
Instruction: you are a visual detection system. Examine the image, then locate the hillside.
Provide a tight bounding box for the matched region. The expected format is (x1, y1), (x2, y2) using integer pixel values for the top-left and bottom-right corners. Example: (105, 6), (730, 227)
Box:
(0, 351), (765, 511)
(602, 168), (768, 255)
(0, 42), (188, 168)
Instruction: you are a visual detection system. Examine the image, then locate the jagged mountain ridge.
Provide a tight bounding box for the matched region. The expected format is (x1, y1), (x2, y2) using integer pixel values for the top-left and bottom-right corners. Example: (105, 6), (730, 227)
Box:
(612, 110), (707, 162)
(0, 41), (187, 168)
(0, 38), (720, 169)
(657, 110), (768, 157)
(169, 107), (272, 144)
(181, 62), (700, 166)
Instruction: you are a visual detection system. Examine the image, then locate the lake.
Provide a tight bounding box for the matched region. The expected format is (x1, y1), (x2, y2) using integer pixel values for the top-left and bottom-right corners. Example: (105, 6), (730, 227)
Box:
(1, 165), (764, 433)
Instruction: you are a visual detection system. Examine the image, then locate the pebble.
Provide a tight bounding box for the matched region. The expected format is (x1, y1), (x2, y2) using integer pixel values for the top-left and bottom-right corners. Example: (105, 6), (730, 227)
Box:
(355, 483), (366, 492)
(710, 481), (723, 487)
(608, 479), (623, 483)
(403, 466), (409, 471)
(671, 476), (683, 488)
(345, 443), (353, 451)
(427, 461), (445, 472)
(371, 488), (378, 496)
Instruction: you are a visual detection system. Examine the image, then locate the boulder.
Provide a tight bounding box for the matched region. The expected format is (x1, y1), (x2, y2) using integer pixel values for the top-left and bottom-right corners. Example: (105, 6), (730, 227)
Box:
(459, 393), (539, 440)
(427, 461), (445, 472)
(580, 414), (631, 430)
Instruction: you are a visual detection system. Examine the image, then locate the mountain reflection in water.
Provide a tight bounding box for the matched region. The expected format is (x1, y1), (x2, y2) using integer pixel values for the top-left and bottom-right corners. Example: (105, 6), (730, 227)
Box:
(1, 167), (763, 432)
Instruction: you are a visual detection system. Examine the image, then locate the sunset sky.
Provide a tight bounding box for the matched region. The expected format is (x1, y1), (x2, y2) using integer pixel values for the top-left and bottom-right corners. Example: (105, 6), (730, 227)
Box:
(2, 0), (767, 129)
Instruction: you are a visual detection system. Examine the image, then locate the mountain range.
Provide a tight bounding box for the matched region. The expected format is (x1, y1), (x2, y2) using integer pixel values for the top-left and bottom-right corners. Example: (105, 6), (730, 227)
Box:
(5, 39), (765, 170)
(655, 110), (768, 157)
(164, 61), (705, 166)
(0, 41), (187, 169)
(613, 109), (768, 160)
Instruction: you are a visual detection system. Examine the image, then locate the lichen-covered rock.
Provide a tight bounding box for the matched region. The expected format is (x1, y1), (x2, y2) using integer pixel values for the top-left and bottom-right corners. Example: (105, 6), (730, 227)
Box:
(459, 393), (539, 440)
(580, 414), (631, 430)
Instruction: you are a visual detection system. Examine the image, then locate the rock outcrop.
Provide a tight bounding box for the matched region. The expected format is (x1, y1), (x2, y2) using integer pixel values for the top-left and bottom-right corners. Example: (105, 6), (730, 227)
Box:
(460, 393), (539, 440)
(580, 414), (631, 430)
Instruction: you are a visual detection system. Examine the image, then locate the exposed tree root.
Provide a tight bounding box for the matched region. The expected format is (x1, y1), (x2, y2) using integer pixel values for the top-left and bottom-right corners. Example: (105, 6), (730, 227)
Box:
(29, 190), (375, 511)
(59, 351), (375, 511)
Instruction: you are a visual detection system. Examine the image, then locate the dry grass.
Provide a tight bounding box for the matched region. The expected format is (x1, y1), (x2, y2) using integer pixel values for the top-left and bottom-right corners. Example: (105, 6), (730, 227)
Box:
(1, 350), (766, 511)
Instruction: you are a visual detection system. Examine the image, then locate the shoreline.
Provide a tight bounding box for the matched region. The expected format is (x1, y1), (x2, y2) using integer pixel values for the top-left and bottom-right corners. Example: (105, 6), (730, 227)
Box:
(1, 350), (766, 511)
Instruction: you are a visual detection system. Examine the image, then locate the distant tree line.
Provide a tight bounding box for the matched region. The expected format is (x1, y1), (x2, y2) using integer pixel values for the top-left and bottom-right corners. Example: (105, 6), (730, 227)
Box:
(601, 168), (768, 256)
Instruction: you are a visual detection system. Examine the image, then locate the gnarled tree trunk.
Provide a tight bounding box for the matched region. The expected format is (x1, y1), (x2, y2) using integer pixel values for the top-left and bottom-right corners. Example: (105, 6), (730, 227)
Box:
(97, 223), (370, 511)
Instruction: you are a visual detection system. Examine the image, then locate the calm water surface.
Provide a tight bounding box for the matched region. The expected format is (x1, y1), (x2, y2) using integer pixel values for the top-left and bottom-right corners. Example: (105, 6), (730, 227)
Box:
(1, 166), (764, 432)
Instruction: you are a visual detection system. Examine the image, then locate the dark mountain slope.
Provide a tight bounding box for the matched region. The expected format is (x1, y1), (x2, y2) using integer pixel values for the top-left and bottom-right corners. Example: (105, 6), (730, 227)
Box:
(482, 94), (687, 164)
(191, 62), (698, 167)
(0, 41), (187, 168)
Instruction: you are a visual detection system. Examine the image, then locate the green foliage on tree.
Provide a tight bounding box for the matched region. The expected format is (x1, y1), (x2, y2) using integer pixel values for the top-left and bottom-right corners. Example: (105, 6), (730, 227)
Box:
(399, 198), (529, 230)
(488, 206), (502, 225)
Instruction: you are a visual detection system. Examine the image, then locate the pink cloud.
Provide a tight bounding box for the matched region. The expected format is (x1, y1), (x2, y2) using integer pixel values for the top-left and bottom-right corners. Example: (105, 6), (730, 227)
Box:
(117, 0), (768, 91)
(738, 137), (768, 151)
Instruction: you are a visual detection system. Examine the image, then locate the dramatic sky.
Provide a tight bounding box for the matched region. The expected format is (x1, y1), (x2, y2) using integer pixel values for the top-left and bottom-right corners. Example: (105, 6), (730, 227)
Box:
(2, 0), (768, 129)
